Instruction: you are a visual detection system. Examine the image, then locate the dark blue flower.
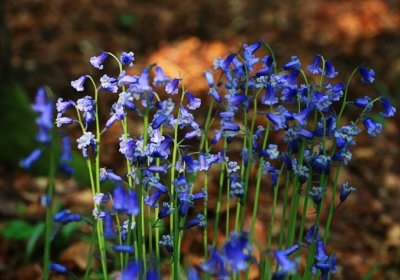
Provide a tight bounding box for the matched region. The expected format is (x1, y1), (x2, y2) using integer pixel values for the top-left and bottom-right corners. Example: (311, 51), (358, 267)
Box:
(283, 56), (301, 71)
(144, 190), (163, 208)
(307, 55), (323, 74)
(56, 98), (74, 114)
(184, 214), (206, 229)
(121, 261), (141, 280)
(165, 78), (180, 95)
(158, 202), (174, 219)
(261, 84), (279, 105)
(186, 92), (201, 110)
(315, 240), (328, 262)
(354, 96), (372, 109)
(293, 107), (311, 126)
(222, 53), (236, 71)
(53, 209), (81, 224)
(100, 168), (123, 183)
(153, 66), (170, 86)
(363, 118), (382, 137)
(359, 66), (375, 84)
(201, 247), (228, 278)
(120, 51), (134, 66)
(113, 244), (134, 253)
(187, 267), (200, 280)
(20, 148), (42, 169)
(49, 262), (68, 274)
(204, 71), (214, 87)
(208, 87), (222, 103)
(222, 232), (252, 272)
(159, 235), (174, 253)
(90, 52), (108, 69)
(100, 74), (118, 93)
(103, 212), (115, 239)
(340, 182), (356, 203)
(273, 248), (298, 279)
(304, 224), (320, 244)
(324, 60), (338, 78)
(308, 186), (325, 205)
(71, 75), (88, 91)
(380, 98), (396, 118)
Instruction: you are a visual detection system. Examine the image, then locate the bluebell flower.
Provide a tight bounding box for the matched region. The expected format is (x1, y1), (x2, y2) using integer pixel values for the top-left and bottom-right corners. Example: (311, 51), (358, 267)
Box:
(324, 60), (338, 78)
(204, 71), (214, 87)
(314, 92), (332, 112)
(76, 96), (95, 125)
(221, 53), (236, 71)
(230, 178), (244, 198)
(56, 114), (73, 128)
(292, 160), (310, 184)
(178, 106), (197, 129)
(184, 214), (206, 229)
(340, 182), (356, 203)
(273, 249), (298, 279)
(49, 262), (68, 274)
(56, 98), (74, 114)
(222, 232), (252, 272)
(266, 144), (279, 160)
(193, 188), (208, 202)
(106, 103), (126, 128)
(93, 193), (109, 205)
(187, 267), (200, 280)
(261, 84), (279, 105)
(77, 132), (96, 158)
(158, 202), (174, 219)
(363, 118), (382, 137)
(153, 66), (170, 86)
(359, 66), (375, 84)
(315, 240), (328, 262)
(39, 194), (51, 207)
(304, 224), (320, 244)
(165, 78), (180, 95)
(186, 92), (201, 110)
(53, 209), (81, 224)
(118, 71), (138, 87)
(201, 247), (228, 279)
(120, 51), (134, 66)
(308, 186), (325, 205)
(354, 96), (372, 109)
(90, 52), (108, 69)
(159, 235), (174, 253)
(314, 154), (330, 174)
(326, 83), (344, 101)
(307, 55), (323, 74)
(184, 128), (202, 140)
(144, 191), (163, 208)
(178, 192), (194, 216)
(262, 55), (274, 71)
(20, 148), (42, 169)
(60, 137), (72, 162)
(113, 245), (134, 253)
(380, 98), (396, 117)
(199, 152), (219, 171)
(283, 56), (301, 71)
(146, 164), (169, 175)
(100, 74), (118, 93)
(208, 87), (222, 103)
(100, 168), (123, 183)
(149, 182), (169, 194)
(103, 212), (115, 239)
(314, 255), (337, 280)
(280, 244), (300, 256)
(71, 75), (88, 91)
(146, 268), (159, 280)
(244, 41), (261, 54)
(293, 107), (311, 126)
(121, 261), (141, 280)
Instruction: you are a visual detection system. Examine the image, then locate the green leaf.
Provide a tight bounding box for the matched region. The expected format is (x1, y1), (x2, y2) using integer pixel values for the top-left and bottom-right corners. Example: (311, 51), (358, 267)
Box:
(25, 223), (45, 261)
(2, 220), (35, 240)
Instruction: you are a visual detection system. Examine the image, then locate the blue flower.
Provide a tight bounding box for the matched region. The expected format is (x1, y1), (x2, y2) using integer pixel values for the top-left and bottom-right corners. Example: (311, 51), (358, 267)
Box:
(71, 75), (88, 91)
(187, 267), (200, 280)
(363, 118), (382, 137)
(204, 71), (214, 87)
(153, 66), (170, 86)
(121, 261), (141, 280)
(359, 66), (375, 84)
(90, 52), (109, 69)
(262, 84), (279, 105)
(201, 247), (228, 279)
(307, 55), (323, 74)
(308, 186), (325, 205)
(120, 51), (134, 66)
(103, 212), (115, 239)
(243, 41), (261, 54)
(77, 132), (96, 158)
(354, 96), (372, 109)
(208, 87), (222, 103)
(380, 98), (396, 118)
(100, 168), (123, 183)
(186, 92), (201, 110)
(20, 148), (42, 169)
(113, 244), (134, 253)
(100, 74), (119, 93)
(340, 182), (356, 203)
(106, 103), (126, 128)
(266, 144), (279, 160)
(49, 262), (68, 274)
(76, 96), (95, 125)
(315, 240), (328, 262)
(222, 232), (252, 272)
(221, 53), (236, 71)
(56, 98), (74, 114)
(144, 190), (163, 208)
(324, 60), (338, 78)
(314, 255), (337, 280)
(158, 202), (174, 219)
(165, 78), (180, 95)
(283, 56), (301, 71)
(304, 224), (320, 244)
(184, 214), (206, 229)
(273, 248), (298, 279)
(159, 235), (174, 253)
(53, 209), (81, 224)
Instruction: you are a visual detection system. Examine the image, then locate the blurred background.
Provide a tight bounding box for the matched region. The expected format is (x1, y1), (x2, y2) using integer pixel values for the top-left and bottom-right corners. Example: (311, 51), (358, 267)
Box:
(0, 0), (399, 279)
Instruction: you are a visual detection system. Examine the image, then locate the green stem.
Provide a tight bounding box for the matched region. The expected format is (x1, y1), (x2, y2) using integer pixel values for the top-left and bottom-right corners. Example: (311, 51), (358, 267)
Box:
(43, 131), (56, 280)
